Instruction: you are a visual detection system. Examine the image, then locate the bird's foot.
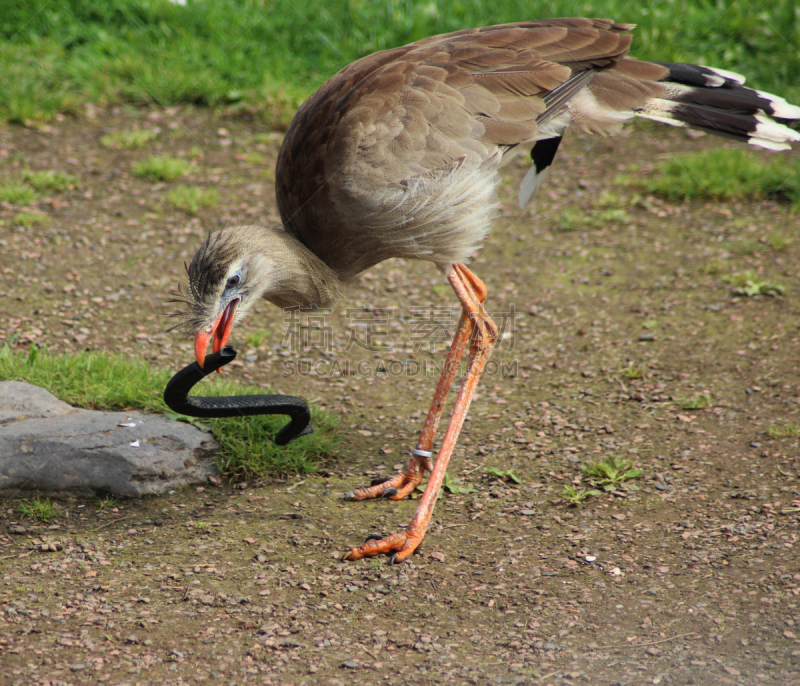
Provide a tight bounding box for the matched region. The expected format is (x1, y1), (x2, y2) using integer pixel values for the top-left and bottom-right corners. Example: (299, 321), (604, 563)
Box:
(343, 529), (423, 564)
(344, 451), (432, 501)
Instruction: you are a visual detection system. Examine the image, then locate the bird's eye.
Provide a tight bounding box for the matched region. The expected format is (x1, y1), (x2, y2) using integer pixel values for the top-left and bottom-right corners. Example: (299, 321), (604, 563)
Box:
(226, 274), (240, 289)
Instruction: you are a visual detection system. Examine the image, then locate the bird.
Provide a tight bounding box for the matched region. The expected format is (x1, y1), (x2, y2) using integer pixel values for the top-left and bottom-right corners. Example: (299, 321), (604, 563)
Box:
(174, 18), (800, 563)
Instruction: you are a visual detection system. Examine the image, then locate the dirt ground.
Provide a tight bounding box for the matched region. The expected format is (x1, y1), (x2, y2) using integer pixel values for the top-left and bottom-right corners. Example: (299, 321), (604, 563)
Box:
(1, 108), (799, 686)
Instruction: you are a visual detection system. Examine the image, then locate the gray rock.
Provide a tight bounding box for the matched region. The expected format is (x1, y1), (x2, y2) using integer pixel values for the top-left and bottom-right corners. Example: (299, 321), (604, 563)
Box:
(0, 380), (75, 424)
(0, 381), (218, 496)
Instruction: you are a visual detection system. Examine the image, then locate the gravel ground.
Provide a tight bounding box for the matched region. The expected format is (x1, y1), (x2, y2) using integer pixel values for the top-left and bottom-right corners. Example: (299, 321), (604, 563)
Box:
(1, 110), (799, 685)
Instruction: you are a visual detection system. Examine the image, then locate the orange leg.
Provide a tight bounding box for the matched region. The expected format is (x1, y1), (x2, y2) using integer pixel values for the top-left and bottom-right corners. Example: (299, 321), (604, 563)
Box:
(345, 264), (498, 563)
(345, 264), (486, 502)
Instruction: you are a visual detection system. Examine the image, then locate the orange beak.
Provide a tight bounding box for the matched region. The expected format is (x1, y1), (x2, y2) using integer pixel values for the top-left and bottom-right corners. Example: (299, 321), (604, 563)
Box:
(194, 299), (239, 370)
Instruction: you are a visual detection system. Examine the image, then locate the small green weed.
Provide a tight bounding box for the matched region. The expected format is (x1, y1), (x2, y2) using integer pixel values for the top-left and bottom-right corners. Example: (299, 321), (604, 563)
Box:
(769, 234), (791, 252)
(726, 238), (762, 256)
(95, 496), (119, 511)
(597, 208), (630, 224)
(0, 182), (37, 205)
(133, 156), (189, 182)
(101, 128), (159, 149)
(485, 467), (522, 484)
(17, 495), (57, 522)
(555, 209), (588, 232)
(767, 423), (800, 438)
(725, 271), (784, 297)
(430, 283), (449, 298)
(620, 364), (646, 380)
(438, 472), (475, 495)
(560, 484), (602, 505)
(594, 190), (628, 209)
(22, 169), (76, 192)
(676, 392), (713, 410)
(244, 151), (268, 165)
(554, 208), (629, 232)
(245, 329), (274, 348)
(442, 472), (475, 495)
(13, 211), (50, 228)
(701, 259), (726, 276)
(165, 185), (218, 213)
(583, 456), (642, 492)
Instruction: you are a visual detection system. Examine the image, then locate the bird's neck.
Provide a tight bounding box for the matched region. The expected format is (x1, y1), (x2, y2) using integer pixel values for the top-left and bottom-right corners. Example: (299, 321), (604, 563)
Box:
(257, 227), (348, 310)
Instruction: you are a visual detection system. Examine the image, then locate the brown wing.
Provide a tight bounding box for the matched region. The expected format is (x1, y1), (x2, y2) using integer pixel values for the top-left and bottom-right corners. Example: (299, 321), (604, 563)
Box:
(275, 18), (650, 277)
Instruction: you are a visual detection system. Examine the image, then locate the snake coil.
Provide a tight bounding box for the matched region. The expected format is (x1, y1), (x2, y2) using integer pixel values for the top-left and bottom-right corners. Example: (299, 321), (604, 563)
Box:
(163, 346), (313, 445)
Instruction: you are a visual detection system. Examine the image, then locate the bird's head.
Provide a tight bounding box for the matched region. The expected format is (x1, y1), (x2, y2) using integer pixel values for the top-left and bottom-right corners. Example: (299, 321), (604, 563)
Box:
(170, 225), (346, 368)
(171, 226), (282, 368)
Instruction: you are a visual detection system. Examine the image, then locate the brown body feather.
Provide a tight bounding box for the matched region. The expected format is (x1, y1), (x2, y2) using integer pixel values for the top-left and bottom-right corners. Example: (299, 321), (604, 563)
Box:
(180, 18), (798, 335)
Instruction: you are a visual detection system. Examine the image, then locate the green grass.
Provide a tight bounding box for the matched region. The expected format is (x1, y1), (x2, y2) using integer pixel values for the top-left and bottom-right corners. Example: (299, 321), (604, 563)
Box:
(767, 422), (800, 439)
(626, 149), (800, 203)
(0, 169), (75, 205)
(22, 169), (76, 192)
(0, 344), (339, 479)
(676, 392), (713, 410)
(593, 190), (629, 209)
(553, 208), (631, 232)
(244, 329), (274, 349)
(17, 495), (57, 522)
(597, 208), (630, 224)
(13, 211), (50, 228)
(1, 1), (799, 123)
(0, 182), (37, 205)
(724, 236), (792, 256)
(769, 234), (791, 252)
(101, 128), (160, 149)
(165, 184), (218, 213)
(133, 155), (189, 182)
(554, 209), (589, 232)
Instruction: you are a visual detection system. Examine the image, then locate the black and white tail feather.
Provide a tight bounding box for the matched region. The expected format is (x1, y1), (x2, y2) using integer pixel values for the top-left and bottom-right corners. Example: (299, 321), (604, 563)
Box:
(518, 62), (800, 209)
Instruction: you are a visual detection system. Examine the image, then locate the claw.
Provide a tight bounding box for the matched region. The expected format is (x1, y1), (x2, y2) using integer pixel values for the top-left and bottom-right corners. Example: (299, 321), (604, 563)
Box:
(365, 534), (385, 542)
(344, 491), (355, 501)
(381, 487), (399, 498)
